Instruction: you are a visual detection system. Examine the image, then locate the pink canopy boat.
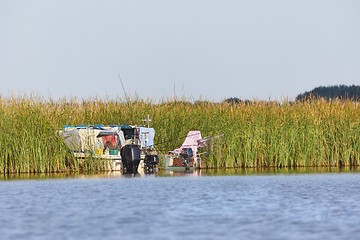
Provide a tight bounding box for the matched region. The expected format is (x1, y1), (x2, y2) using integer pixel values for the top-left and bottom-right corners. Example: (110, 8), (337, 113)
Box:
(165, 131), (209, 170)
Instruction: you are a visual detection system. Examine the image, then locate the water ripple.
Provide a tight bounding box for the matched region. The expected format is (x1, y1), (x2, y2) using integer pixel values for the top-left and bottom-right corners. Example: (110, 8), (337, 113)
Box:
(1, 174), (360, 239)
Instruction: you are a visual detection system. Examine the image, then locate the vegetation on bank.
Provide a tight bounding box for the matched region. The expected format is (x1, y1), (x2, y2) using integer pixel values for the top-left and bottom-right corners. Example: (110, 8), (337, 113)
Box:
(0, 96), (359, 173)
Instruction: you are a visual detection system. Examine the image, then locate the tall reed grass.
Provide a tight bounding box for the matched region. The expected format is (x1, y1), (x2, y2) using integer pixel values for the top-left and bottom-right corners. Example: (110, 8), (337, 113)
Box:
(0, 95), (359, 173)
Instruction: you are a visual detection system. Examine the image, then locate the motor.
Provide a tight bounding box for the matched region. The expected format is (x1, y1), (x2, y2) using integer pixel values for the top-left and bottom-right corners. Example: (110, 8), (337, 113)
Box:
(180, 148), (193, 170)
(121, 144), (141, 175)
(144, 154), (159, 174)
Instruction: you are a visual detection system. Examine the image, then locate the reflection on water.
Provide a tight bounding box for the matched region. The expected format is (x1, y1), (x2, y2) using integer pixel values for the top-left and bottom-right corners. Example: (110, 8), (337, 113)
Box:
(197, 166), (360, 176)
(1, 166), (360, 180)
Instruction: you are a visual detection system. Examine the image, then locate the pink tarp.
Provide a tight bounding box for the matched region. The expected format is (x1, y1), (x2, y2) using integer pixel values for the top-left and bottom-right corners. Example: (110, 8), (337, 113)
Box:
(172, 131), (203, 163)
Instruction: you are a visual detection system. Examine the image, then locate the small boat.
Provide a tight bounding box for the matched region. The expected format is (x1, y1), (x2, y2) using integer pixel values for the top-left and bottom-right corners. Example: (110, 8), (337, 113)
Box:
(58, 123), (159, 174)
(164, 131), (209, 171)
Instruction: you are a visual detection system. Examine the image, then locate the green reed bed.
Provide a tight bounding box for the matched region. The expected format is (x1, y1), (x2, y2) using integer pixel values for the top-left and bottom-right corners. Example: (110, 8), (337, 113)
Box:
(0, 98), (69, 173)
(0, 96), (359, 173)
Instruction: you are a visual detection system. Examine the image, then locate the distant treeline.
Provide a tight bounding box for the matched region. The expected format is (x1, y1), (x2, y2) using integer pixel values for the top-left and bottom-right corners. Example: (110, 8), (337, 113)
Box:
(224, 85), (360, 104)
(296, 85), (360, 101)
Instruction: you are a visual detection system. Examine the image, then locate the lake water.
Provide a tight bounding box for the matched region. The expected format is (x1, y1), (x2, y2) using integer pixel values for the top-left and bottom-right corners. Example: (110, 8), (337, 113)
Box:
(1, 169), (360, 240)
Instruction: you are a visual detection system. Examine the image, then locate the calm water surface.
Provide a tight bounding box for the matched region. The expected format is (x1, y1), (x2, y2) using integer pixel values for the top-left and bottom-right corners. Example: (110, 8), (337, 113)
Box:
(1, 170), (360, 240)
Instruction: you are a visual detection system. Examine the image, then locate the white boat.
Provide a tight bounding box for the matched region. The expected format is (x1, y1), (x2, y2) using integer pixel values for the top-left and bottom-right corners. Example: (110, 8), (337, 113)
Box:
(58, 124), (159, 174)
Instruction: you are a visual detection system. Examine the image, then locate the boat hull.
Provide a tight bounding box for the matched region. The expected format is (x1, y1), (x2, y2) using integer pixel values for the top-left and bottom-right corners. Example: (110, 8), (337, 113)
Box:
(73, 152), (123, 171)
(164, 155), (200, 171)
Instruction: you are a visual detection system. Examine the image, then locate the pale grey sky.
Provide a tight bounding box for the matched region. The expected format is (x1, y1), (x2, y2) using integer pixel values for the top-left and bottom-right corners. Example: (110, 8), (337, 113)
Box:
(1, 0), (359, 102)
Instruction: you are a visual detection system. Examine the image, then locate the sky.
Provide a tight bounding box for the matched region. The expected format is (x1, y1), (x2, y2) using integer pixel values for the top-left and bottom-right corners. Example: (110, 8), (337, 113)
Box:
(1, 0), (359, 102)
